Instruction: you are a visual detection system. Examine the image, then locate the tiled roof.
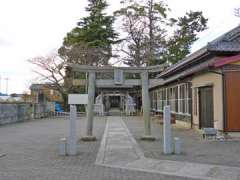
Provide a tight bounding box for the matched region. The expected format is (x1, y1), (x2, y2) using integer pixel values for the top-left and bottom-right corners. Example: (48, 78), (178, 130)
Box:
(158, 25), (240, 78)
(207, 25), (240, 51)
(159, 46), (208, 77)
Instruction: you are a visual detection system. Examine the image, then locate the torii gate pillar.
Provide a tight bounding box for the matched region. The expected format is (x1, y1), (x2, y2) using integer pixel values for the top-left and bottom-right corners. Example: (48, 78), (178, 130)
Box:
(141, 71), (155, 141)
(82, 71), (96, 141)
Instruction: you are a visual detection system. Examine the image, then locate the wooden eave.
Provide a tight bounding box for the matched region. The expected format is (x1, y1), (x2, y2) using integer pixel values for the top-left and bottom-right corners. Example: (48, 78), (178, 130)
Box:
(213, 54), (240, 68)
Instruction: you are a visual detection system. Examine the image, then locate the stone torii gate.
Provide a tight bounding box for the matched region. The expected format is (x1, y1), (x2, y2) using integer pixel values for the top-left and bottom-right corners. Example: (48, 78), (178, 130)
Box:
(68, 64), (164, 141)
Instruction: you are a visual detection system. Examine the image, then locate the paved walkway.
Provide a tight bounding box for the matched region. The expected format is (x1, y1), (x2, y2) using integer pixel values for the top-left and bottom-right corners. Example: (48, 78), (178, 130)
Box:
(96, 116), (240, 180)
(0, 117), (191, 180)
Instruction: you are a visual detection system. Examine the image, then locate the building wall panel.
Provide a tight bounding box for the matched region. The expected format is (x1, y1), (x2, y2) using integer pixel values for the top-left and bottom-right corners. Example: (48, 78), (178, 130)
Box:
(191, 72), (223, 130)
(225, 71), (240, 131)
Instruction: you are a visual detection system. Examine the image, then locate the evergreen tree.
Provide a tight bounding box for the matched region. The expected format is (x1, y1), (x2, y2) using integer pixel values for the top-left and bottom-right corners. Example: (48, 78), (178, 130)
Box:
(59, 0), (118, 66)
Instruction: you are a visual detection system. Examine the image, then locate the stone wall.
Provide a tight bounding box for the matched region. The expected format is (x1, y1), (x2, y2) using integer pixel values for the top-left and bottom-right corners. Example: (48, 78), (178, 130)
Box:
(0, 103), (50, 126)
(0, 103), (31, 125)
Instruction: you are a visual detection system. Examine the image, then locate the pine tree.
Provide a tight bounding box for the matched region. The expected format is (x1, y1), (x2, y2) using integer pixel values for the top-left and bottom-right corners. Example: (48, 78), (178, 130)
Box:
(59, 0), (118, 66)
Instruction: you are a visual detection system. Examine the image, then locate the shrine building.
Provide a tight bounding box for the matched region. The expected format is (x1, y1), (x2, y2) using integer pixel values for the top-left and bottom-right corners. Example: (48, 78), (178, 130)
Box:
(68, 25), (240, 135)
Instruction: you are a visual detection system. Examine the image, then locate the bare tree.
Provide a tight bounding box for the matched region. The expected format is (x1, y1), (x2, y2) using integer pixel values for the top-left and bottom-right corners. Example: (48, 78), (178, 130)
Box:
(28, 54), (73, 110)
(115, 0), (169, 66)
(115, 0), (207, 66)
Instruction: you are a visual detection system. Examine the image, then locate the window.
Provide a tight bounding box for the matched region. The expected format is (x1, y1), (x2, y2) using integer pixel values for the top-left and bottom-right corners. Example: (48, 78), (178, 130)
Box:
(157, 89), (166, 111)
(150, 90), (157, 111)
(150, 83), (191, 115)
(157, 89), (161, 110)
(163, 88), (167, 108)
(150, 88), (165, 112)
(178, 83), (190, 114)
(169, 87), (178, 112)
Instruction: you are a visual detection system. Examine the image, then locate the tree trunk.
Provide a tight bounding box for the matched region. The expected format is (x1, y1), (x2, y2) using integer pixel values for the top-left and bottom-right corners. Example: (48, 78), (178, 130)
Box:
(148, 0), (154, 66)
(62, 93), (69, 112)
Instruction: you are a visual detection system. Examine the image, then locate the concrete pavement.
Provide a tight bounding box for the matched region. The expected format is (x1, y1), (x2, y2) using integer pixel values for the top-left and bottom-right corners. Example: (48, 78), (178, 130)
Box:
(96, 116), (240, 180)
(0, 117), (190, 180)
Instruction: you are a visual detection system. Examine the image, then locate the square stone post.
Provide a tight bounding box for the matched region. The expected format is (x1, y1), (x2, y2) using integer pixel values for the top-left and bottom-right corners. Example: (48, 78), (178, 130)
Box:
(82, 71), (96, 141)
(163, 106), (172, 154)
(141, 71), (155, 141)
(100, 91), (104, 116)
(67, 105), (77, 155)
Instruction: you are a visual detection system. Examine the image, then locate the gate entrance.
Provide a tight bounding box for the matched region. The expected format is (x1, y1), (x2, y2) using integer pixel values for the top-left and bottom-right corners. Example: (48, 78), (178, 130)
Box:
(110, 96), (120, 108)
(68, 64), (164, 139)
(96, 91), (138, 116)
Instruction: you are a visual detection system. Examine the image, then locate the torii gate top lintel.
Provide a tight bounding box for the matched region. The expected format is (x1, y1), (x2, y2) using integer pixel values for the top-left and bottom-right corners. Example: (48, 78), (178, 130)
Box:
(68, 63), (166, 73)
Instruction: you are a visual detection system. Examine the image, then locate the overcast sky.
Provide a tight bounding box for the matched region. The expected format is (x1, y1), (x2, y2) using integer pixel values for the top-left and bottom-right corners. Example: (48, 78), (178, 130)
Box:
(0, 0), (240, 94)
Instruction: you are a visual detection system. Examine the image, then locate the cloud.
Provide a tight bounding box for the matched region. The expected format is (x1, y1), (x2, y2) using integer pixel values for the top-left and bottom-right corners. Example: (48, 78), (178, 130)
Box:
(0, 0), (240, 94)
(0, 37), (12, 47)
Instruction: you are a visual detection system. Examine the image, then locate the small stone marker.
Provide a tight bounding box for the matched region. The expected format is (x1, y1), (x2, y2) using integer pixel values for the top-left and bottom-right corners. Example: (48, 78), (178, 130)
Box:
(163, 106), (172, 154)
(67, 105), (77, 155)
(59, 138), (67, 155)
(174, 137), (182, 155)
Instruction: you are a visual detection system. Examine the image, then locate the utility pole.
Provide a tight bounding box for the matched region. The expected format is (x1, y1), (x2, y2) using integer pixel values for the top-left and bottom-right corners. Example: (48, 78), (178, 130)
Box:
(5, 77), (9, 95)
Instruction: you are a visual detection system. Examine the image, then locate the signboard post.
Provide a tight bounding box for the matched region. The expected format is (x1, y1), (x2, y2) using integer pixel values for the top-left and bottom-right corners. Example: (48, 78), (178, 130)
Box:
(68, 94), (88, 105)
(67, 94), (88, 155)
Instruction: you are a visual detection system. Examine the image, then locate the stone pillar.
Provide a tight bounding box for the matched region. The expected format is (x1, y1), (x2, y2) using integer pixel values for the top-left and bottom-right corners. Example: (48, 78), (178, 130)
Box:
(100, 91), (104, 116)
(141, 71), (155, 141)
(67, 105), (77, 155)
(163, 106), (172, 154)
(106, 96), (110, 112)
(82, 71), (96, 141)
